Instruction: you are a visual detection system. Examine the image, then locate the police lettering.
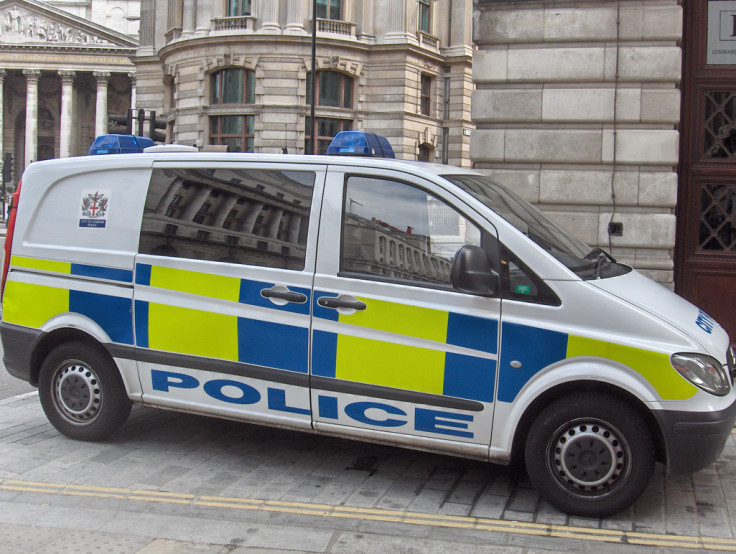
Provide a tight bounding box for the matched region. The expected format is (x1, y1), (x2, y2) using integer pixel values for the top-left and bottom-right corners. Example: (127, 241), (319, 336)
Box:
(150, 369), (474, 439)
(696, 310), (715, 334)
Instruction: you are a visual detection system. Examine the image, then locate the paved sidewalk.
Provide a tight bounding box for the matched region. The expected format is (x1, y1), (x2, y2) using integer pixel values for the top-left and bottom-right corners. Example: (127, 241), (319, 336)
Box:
(2, 391), (736, 552)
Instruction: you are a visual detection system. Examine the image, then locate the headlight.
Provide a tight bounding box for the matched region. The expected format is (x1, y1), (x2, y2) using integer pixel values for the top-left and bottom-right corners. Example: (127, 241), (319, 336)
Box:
(671, 353), (730, 396)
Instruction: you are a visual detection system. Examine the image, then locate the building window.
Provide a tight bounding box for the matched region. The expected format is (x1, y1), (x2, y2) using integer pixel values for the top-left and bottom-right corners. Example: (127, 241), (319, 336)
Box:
(316, 0), (341, 20)
(210, 115), (255, 153)
(305, 71), (354, 154)
(211, 68), (255, 105)
(418, 144), (432, 162)
(418, 0), (431, 33)
(305, 117), (352, 154)
(307, 71), (353, 108)
(420, 74), (432, 116)
(228, 0), (251, 16)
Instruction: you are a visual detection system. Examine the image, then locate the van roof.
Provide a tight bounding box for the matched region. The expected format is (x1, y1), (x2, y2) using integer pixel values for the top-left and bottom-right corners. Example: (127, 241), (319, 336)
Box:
(24, 151), (481, 180)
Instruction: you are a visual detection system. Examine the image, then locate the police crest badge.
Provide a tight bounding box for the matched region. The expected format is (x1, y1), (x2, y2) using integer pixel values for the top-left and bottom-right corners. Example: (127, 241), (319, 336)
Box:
(79, 189), (111, 228)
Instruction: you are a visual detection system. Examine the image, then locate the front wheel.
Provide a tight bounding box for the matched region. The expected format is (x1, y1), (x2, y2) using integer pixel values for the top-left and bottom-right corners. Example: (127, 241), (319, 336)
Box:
(38, 341), (132, 441)
(524, 393), (655, 518)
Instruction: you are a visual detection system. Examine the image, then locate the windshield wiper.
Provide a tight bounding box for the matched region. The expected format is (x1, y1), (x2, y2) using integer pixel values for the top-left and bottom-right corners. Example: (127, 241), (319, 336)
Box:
(585, 248), (616, 279)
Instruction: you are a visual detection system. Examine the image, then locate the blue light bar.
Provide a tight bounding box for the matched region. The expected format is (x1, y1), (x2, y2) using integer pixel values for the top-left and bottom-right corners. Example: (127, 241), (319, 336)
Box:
(88, 134), (155, 155)
(327, 131), (395, 158)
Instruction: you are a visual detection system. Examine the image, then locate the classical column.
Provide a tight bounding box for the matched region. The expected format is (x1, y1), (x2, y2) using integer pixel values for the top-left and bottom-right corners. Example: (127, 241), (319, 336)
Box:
(239, 201), (264, 234)
(287, 214), (303, 243)
(129, 73), (137, 109)
(93, 72), (110, 138)
(385, 0), (410, 43)
(285, 0), (305, 34)
(58, 70), (76, 158)
(195, 0), (212, 35)
(181, 184), (213, 221)
(265, 208), (284, 238)
(209, 195), (236, 229)
(359, 0), (375, 43)
(182, 0), (196, 37)
(139, 0), (155, 55)
(258, 0), (280, 33)
(23, 69), (41, 168)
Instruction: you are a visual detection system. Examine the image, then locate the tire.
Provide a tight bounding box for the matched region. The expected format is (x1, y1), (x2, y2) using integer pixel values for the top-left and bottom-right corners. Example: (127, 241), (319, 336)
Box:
(38, 341), (132, 441)
(524, 392), (655, 518)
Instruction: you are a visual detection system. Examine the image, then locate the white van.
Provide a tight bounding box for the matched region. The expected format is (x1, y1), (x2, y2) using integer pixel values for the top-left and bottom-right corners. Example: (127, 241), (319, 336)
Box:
(2, 138), (735, 517)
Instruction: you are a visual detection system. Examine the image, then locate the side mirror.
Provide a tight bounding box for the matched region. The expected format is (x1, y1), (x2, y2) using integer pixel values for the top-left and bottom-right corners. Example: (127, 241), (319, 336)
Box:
(451, 245), (499, 296)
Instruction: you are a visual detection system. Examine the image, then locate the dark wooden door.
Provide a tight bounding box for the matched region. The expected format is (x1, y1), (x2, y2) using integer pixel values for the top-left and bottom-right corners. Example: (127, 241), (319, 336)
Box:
(677, 1), (736, 340)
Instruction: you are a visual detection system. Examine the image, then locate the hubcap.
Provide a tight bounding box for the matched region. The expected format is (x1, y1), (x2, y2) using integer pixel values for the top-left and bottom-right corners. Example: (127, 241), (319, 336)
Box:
(53, 363), (102, 424)
(550, 420), (629, 495)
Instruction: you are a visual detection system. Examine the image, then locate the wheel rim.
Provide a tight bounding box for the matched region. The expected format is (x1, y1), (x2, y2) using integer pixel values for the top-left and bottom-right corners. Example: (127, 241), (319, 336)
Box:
(51, 361), (103, 425)
(547, 418), (631, 498)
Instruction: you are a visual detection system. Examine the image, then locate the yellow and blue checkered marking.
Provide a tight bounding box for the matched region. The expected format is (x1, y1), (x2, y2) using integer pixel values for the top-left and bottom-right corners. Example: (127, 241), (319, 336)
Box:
(2, 281), (134, 344)
(3, 256), (134, 344)
(11, 255), (133, 283)
(312, 292), (498, 403)
(497, 322), (698, 402)
(134, 264), (310, 373)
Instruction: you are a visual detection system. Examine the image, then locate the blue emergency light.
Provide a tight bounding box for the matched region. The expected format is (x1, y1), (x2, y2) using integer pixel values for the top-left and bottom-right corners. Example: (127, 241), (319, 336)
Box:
(88, 134), (155, 155)
(327, 131), (395, 158)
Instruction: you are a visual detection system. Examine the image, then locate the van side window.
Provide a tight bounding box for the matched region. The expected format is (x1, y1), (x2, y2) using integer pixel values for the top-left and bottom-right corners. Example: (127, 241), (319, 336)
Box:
(500, 245), (560, 306)
(341, 175), (481, 287)
(139, 168), (314, 270)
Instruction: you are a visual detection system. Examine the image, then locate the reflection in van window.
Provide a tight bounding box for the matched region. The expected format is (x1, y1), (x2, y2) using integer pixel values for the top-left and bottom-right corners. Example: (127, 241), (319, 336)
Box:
(139, 168), (314, 270)
(341, 176), (480, 286)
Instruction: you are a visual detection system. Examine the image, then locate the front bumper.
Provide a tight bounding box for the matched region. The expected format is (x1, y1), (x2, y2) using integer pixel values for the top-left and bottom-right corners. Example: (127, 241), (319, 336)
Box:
(654, 398), (736, 474)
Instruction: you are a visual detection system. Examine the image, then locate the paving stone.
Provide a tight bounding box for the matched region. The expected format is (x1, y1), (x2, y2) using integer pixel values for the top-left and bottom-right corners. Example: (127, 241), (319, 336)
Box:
(138, 538), (229, 553)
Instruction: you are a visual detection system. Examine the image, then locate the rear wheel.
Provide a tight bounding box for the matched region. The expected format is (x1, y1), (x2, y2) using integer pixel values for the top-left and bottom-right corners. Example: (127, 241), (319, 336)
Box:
(38, 341), (131, 441)
(524, 393), (655, 517)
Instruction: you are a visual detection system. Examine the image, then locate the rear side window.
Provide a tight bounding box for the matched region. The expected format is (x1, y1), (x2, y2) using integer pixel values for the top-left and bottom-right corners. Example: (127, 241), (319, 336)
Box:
(139, 168), (315, 270)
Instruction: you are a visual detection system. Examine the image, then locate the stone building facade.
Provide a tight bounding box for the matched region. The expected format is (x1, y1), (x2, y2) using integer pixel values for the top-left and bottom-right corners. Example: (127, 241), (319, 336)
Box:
(0, 0), (140, 180)
(471, 0), (682, 287)
(134, 0), (475, 165)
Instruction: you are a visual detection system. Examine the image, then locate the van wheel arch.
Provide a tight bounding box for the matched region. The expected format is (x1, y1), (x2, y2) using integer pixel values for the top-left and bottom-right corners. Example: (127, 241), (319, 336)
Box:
(30, 329), (111, 386)
(510, 381), (665, 467)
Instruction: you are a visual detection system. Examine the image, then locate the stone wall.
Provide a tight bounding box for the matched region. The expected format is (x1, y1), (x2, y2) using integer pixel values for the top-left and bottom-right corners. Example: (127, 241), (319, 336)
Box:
(471, 0), (682, 285)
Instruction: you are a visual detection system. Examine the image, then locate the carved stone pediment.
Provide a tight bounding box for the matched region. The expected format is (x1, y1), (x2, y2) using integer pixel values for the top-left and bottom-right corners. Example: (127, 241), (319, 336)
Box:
(0, 0), (137, 48)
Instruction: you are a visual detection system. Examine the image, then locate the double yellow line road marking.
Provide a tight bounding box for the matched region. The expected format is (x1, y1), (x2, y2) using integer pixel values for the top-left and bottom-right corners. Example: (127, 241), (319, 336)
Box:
(2, 478), (735, 551)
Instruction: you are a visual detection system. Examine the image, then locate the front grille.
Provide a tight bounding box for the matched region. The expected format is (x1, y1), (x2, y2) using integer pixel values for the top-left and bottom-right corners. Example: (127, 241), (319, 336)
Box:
(728, 346), (736, 385)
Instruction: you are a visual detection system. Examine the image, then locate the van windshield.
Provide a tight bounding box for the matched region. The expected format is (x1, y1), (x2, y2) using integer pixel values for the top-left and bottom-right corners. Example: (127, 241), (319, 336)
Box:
(445, 174), (630, 280)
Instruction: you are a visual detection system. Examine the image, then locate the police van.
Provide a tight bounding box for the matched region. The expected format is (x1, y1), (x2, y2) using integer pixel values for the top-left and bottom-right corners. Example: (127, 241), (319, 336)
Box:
(2, 133), (735, 517)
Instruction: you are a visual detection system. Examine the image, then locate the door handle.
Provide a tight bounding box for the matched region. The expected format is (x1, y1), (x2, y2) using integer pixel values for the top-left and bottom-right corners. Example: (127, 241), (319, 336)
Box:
(317, 296), (367, 311)
(261, 287), (307, 304)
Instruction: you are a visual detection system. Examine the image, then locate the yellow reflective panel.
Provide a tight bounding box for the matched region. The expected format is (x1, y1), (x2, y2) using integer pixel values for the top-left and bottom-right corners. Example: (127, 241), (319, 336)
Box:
(339, 297), (448, 343)
(567, 335), (697, 400)
(148, 303), (238, 361)
(11, 256), (71, 274)
(2, 281), (68, 327)
(149, 266), (240, 303)
(335, 334), (445, 394)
